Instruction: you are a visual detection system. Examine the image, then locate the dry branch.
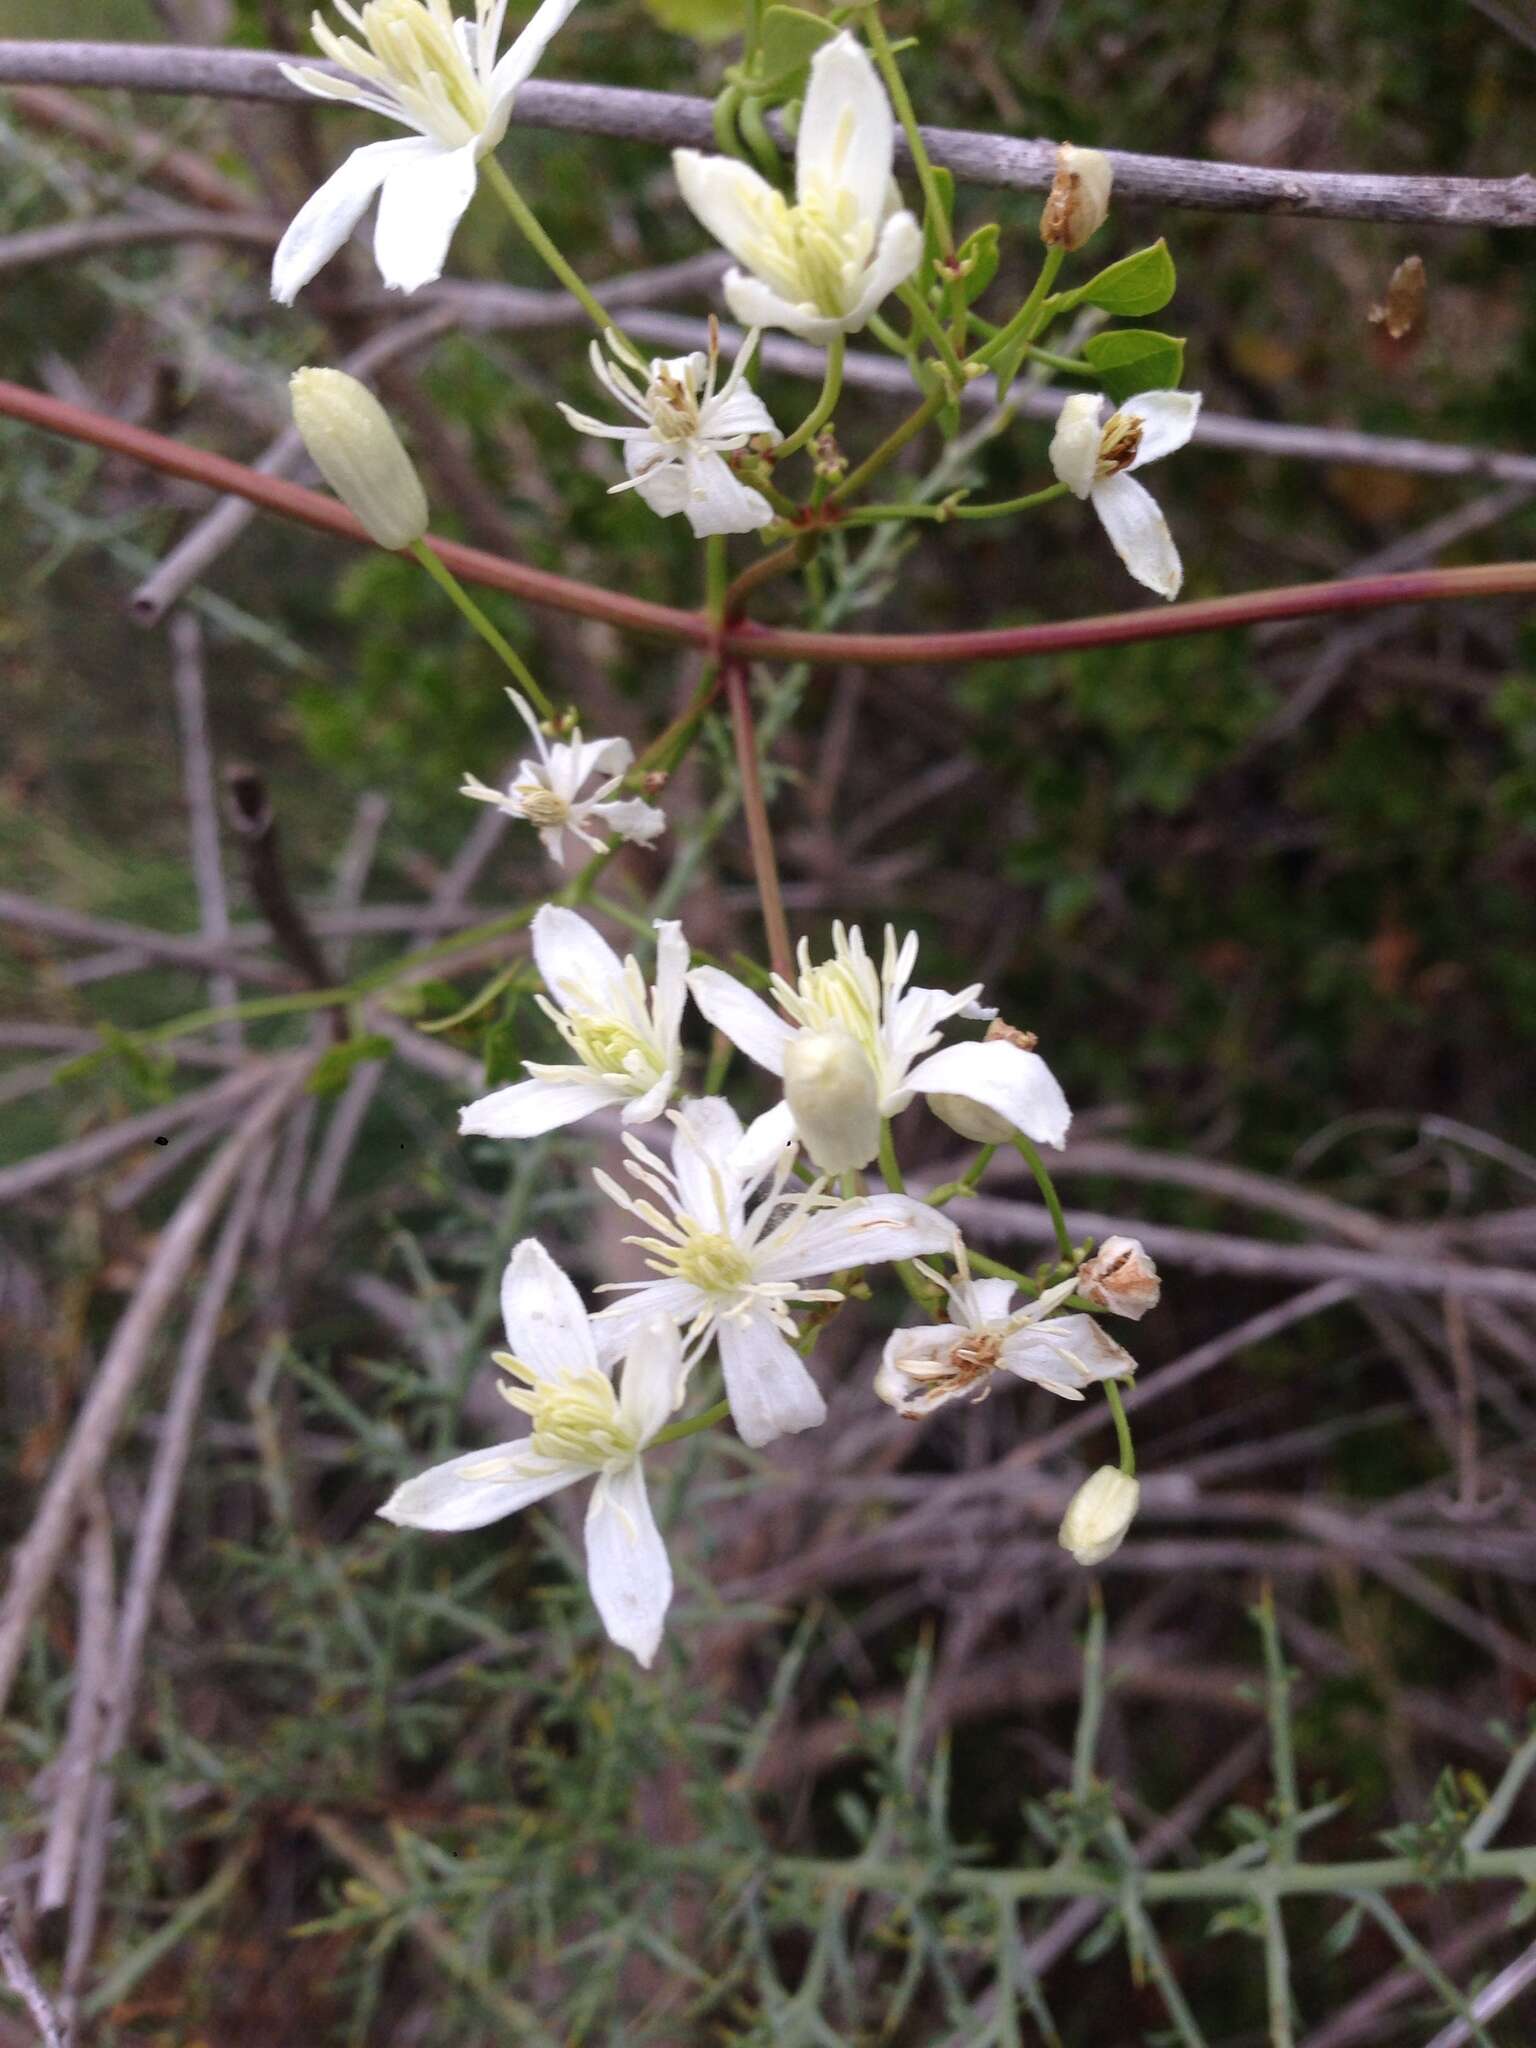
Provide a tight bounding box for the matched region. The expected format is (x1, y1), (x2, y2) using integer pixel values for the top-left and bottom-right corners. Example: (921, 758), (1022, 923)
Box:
(2, 41), (1534, 228)
(0, 208), (278, 277)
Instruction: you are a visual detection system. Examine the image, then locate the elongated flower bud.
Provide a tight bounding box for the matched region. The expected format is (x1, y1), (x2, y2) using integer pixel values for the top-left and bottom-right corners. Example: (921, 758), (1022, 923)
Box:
(1058, 1465), (1139, 1566)
(1040, 143), (1113, 252)
(928, 1092), (1016, 1146)
(783, 1028), (881, 1174)
(1078, 1236), (1161, 1320)
(290, 368), (429, 550)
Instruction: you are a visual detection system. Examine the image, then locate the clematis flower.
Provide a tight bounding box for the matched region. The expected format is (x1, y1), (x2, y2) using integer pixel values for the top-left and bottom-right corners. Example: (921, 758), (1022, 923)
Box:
(1048, 389), (1203, 601)
(460, 905), (687, 1140)
(875, 1257), (1136, 1421)
(591, 1097), (958, 1448)
(461, 690), (665, 866)
(559, 325), (781, 538)
(272, 0), (581, 303)
(688, 924), (1071, 1160)
(672, 32), (923, 345)
(380, 1238), (685, 1666)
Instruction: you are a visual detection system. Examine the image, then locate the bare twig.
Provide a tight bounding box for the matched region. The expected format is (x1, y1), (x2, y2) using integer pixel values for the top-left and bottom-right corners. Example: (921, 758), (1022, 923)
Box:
(3, 43), (1536, 227)
(1422, 1935), (1536, 2048)
(0, 1901), (65, 2048)
(0, 208), (278, 277)
(169, 614), (241, 1049)
(35, 1493), (114, 1914)
(0, 887), (292, 989)
(222, 767), (336, 999)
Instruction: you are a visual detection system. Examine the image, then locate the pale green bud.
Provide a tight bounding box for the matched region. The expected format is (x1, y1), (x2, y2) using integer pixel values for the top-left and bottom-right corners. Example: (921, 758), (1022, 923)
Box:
(290, 368), (429, 550)
(783, 1027), (881, 1174)
(1040, 143), (1113, 252)
(928, 1093), (1016, 1146)
(1058, 1465), (1139, 1566)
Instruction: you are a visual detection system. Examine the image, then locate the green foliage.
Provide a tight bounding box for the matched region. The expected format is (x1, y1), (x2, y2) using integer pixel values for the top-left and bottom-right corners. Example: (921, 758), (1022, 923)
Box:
(1066, 239), (1177, 318)
(1082, 327), (1186, 401)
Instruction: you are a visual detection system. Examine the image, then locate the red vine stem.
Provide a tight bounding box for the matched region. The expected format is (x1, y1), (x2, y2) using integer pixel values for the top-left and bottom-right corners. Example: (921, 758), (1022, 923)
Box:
(6, 375), (1536, 670)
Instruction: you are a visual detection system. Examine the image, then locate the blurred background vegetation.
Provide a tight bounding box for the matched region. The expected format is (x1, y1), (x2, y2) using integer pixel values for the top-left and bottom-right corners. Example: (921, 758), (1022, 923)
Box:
(3, 0), (1535, 2040)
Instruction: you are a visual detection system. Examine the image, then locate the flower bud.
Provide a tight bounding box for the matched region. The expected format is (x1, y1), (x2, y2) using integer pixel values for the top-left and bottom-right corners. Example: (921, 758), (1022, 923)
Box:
(782, 1027), (881, 1174)
(1077, 1236), (1161, 1320)
(928, 1092), (1017, 1146)
(1058, 1465), (1139, 1566)
(290, 368), (429, 550)
(1040, 143), (1113, 253)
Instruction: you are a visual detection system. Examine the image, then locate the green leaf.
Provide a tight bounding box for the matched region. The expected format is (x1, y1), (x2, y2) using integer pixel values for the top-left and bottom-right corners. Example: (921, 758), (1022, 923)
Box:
(953, 222), (1000, 307)
(1081, 328), (1185, 403)
(920, 165), (957, 276)
(307, 1033), (393, 1099)
(642, 0), (741, 42)
(481, 992), (523, 1090)
(1073, 239), (1176, 317)
(757, 4), (835, 81)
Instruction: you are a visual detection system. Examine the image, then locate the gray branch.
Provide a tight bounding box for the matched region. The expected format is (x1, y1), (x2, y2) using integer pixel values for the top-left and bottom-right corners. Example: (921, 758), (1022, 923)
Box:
(2, 40), (1534, 229)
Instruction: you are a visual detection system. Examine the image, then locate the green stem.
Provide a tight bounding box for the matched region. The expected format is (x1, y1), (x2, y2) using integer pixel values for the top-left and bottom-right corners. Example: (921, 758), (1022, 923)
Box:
(831, 386), (948, 505)
(975, 245), (1065, 369)
(951, 482), (1069, 523)
(1014, 1133), (1074, 1262)
(1103, 1379), (1135, 1478)
(863, 6), (952, 260)
(925, 1143), (998, 1206)
(712, 80), (747, 159)
(1024, 345), (1096, 376)
(482, 155), (619, 341)
(897, 281), (966, 387)
(776, 334), (846, 461)
(410, 541), (553, 717)
(877, 1117), (906, 1193)
(651, 1398), (732, 1449)
(866, 310), (913, 359)
(1070, 1585), (1107, 1805)
(1258, 1585), (1300, 1864)
(967, 1249), (1046, 1299)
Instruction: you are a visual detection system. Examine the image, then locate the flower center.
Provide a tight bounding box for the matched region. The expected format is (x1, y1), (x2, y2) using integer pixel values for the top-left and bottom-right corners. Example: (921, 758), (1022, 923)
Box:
(652, 1225), (755, 1298)
(316, 0), (491, 147)
(773, 938), (884, 1082)
(646, 364), (703, 443)
(561, 1014), (662, 1090)
(514, 783), (571, 827)
(740, 182), (872, 318)
(1096, 413), (1143, 480)
(497, 1355), (636, 1467)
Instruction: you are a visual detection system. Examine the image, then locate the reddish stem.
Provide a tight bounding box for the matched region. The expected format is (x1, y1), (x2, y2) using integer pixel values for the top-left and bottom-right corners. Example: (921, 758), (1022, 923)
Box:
(7, 375), (1536, 670)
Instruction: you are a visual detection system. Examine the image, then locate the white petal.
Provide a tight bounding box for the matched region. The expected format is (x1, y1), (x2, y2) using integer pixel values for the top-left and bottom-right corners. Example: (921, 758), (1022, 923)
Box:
(584, 796), (667, 847)
(628, 445), (690, 520)
(616, 1317), (687, 1446)
(380, 1440), (577, 1530)
(652, 920), (691, 1050)
(621, 1071), (675, 1124)
(677, 450), (775, 539)
(591, 1281), (700, 1367)
(687, 967), (793, 1077)
(1122, 389), (1203, 472)
(373, 140), (480, 294)
(672, 150), (781, 276)
(532, 904), (624, 1013)
(732, 1099), (798, 1194)
(1048, 392), (1105, 500)
(969, 1277), (1017, 1322)
(670, 1096), (747, 1227)
(271, 138), (421, 304)
(1001, 1315), (1137, 1393)
(716, 1313), (827, 1448)
(500, 1237), (599, 1378)
(797, 33), (894, 223)
(722, 270), (840, 344)
(460, 1075), (619, 1138)
(490, 0), (582, 107)
(758, 1193), (957, 1283)
(1090, 472), (1183, 601)
(841, 209), (924, 330)
(558, 404), (646, 442)
(906, 1040), (1072, 1149)
(584, 1463), (672, 1667)
(703, 384), (779, 446)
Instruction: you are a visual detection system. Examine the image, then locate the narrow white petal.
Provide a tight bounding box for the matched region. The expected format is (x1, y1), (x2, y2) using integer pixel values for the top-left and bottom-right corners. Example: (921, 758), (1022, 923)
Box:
(970, 1277), (1017, 1322)
(1122, 389), (1203, 472)
(796, 32), (893, 227)
(621, 1070), (675, 1124)
(1048, 392), (1105, 500)
(373, 141), (480, 294)
(271, 138), (419, 303)
(380, 1440), (577, 1530)
(759, 1193), (957, 1283)
(906, 1040), (1072, 1149)
(732, 1099), (798, 1194)
(652, 920), (691, 1050)
(716, 1313), (827, 1448)
(704, 384), (780, 445)
(591, 1281), (700, 1367)
(584, 1464), (672, 1667)
(1001, 1315), (1137, 1392)
(841, 209), (924, 330)
(616, 1317), (687, 1446)
(687, 966), (794, 1077)
(1090, 472), (1183, 601)
(489, 0), (582, 104)
(459, 1076), (619, 1138)
(584, 796), (667, 847)
(671, 1096), (747, 1226)
(500, 1236), (600, 1377)
(724, 269), (843, 344)
(676, 450), (775, 538)
(531, 904), (624, 1012)
(672, 150), (781, 275)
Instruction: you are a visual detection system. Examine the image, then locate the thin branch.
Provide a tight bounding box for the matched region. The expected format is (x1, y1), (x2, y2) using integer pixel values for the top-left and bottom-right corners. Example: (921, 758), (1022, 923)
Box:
(3, 42), (1535, 227)
(0, 885), (292, 988)
(0, 1901), (65, 2048)
(169, 613), (241, 1049)
(0, 207), (278, 277)
(35, 1492), (114, 1914)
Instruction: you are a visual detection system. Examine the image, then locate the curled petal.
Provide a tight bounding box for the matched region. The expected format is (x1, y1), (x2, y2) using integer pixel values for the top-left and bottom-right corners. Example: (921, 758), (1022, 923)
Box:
(686, 966), (794, 1077)
(672, 151), (781, 277)
(1122, 389), (1202, 472)
(842, 209), (925, 331)
(271, 137), (423, 303)
(905, 1039), (1072, 1149)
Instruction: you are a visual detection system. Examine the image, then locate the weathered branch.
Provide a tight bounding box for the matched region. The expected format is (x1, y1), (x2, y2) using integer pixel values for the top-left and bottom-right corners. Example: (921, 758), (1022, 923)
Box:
(2, 41), (1534, 228)
(0, 207), (278, 277)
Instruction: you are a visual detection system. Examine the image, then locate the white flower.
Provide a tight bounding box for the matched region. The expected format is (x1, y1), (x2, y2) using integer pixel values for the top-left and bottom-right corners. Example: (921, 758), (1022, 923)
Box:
(781, 1026), (881, 1175)
(688, 924), (1071, 1156)
(461, 689), (665, 866)
(1048, 389), (1202, 601)
(380, 1238), (684, 1667)
(875, 1258), (1136, 1421)
(460, 906), (687, 1140)
(272, 0), (581, 303)
(591, 1096), (958, 1448)
(1058, 1465), (1140, 1567)
(672, 33), (923, 344)
(559, 326), (781, 538)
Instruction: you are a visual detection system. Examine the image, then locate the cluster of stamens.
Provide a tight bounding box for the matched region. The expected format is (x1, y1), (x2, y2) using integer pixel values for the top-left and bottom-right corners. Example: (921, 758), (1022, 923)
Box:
(496, 1354), (636, 1468)
(1095, 413), (1144, 480)
(311, 0), (493, 146)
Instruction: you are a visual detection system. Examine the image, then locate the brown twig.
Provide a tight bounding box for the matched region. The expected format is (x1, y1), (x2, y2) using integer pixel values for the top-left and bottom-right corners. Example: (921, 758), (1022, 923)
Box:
(222, 768), (338, 1026)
